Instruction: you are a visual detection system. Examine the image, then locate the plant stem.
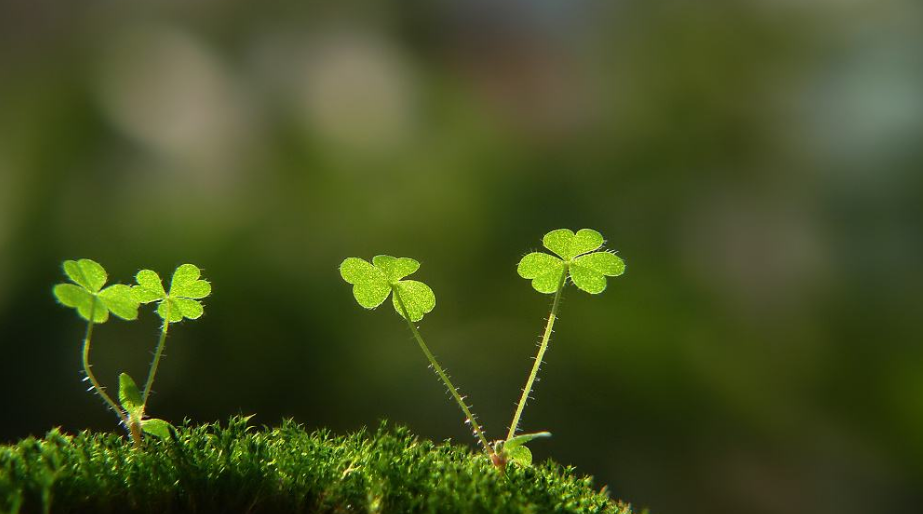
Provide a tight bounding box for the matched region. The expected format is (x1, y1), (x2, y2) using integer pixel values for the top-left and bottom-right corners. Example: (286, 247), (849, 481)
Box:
(393, 289), (495, 457)
(506, 268), (568, 441)
(81, 302), (127, 427)
(142, 310), (171, 408)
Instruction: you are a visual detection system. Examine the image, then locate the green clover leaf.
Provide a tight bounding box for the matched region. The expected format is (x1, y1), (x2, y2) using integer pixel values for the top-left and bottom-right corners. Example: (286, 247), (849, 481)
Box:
(517, 228), (625, 294)
(340, 255), (435, 322)
(53, 259), (140, 323)
(132, 264), (212, 323)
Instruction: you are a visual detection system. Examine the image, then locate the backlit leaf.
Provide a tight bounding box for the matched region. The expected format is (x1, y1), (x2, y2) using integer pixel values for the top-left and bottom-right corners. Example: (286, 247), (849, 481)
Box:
(169, 264), (211, 299)
(341, 256), (437, 321)
(173, 298), (204, 320)
(141, 418), (173, 439)
(118, 373), (143, 417)
(573, 251), (625, 277)
(392, 280), (435, 322)
(372, 256), (420, 282)
(542, 229), (603, 260)
(506, 445), (533, 467)
(138, 265), (211, 323)
(63, 259), (107, 293)
(133, 270), (166, 302)
(98, 285), (139, 320)
(519, 229), (624, 295)
(54, 260), (138, 323)
(504, 431), (552, 450)
(352, 281), (392, 309)
(517, 253), (565, 294)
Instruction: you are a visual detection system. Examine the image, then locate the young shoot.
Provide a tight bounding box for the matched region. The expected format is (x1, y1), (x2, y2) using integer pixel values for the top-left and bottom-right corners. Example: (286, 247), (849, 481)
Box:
(129, 264), (211, 441)
(53, 260), (210, 447)
(339, 256), (497, 460)
(53, 259), (140, 441)
(503, 228), (625, 466)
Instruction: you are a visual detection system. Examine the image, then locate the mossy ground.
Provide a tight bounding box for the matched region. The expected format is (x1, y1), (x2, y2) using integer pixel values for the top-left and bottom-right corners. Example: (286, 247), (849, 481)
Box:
(0, 417), (642, 514)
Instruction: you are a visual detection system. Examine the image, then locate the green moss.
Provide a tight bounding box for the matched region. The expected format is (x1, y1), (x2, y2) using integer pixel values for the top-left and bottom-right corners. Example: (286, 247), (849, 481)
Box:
(0, 417), (643, 514)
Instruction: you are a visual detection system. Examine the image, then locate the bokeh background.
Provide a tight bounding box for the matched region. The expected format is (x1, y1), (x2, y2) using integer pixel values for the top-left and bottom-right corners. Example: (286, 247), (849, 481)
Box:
(1, 1), (922, 513)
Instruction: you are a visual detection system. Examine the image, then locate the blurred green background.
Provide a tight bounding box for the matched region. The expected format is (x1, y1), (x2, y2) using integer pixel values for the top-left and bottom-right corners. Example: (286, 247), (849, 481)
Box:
(1, 1), (922, 513)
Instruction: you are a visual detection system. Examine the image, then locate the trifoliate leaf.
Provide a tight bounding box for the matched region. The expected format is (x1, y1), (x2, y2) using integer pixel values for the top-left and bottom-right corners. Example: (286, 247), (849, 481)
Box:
(517, 253), (565, 294)
(392, 280), (436, 322)
(519, 229), (625, 295)
(118, 373), (143, 418)
(542, 229), (603, 260)
(141, 418), (173, 439)
(54, 259), (139, 323)
(506, 445), (533, 467)
(340, 256), (436, 321)
(135, 265), (210, 323)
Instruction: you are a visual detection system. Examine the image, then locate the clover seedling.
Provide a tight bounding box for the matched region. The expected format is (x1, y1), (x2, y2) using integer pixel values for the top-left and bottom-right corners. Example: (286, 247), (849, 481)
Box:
(340, 256), (497, 460)
(54, 260), (209, 447)
(54, 259), (140, 432)
(503, 229), (625, 463)
(129, 264), (211, 439)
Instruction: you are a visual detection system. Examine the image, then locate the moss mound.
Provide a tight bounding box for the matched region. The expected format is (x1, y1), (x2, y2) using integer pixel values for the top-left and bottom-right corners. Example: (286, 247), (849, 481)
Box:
(0, 417), (641, 513)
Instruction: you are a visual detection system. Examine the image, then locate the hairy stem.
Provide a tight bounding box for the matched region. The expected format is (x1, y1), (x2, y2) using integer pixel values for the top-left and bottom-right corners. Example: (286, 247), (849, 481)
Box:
(393, 289), (495, 457)
(142, 303), (171, 408)
(81, 302), (128, 428)
(507, 268), (568, 441)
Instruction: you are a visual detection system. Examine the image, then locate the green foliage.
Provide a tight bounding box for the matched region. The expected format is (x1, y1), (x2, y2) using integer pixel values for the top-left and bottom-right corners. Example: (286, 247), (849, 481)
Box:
(54, 259), (210, 447)
(507, 229), (625, 453)
(340, 256), (435, 322)
(501, 432), (552, 468)
(118, 373), (144, 420)
(340, 255), (493, 456)
(140, 419), (173, 440)
(338, 234), (627, 467)
(118, 373), (175, 440)
(53, 259), (139, 323)
(518, 229), (625, 294)
(0, 418), (643, 514)
(133, 264), (212, 323)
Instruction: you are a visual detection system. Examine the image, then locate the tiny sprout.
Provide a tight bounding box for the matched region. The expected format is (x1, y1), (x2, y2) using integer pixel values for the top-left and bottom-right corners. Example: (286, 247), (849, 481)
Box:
(340, 256), (495, 459)
(506, 229), (625, 455)
(493, 431), (552, 469)
(54, 260), (208, 447)
(54, 259), (139, 432)
(130, 264), (211, 438)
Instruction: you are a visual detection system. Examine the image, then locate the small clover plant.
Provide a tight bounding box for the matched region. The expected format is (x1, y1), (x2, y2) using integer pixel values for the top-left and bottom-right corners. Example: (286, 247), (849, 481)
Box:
(340, 256), (496, 460)
(54, 260), (210, 447)
(502, 229), (625, 464)
(129, 264), (211, 439)
(54, 260), (140, 432)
